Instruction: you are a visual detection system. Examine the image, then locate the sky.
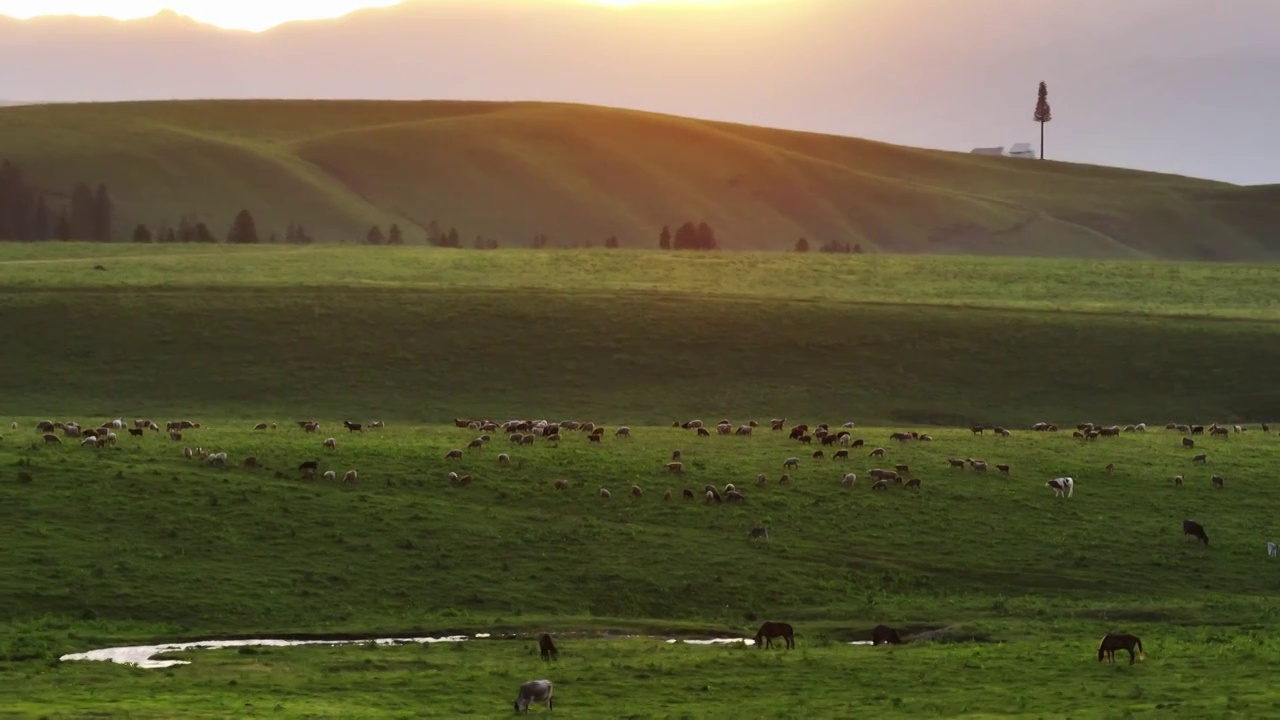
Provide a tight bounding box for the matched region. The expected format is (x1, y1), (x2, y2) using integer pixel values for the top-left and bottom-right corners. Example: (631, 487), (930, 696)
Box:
(0, 0), (407, 31)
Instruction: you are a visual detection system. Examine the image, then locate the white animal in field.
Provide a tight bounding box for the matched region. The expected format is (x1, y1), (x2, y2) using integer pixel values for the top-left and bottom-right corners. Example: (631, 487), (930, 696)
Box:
(1046, 476), (1074, 498)
(513, 679), (553, 714)
(323, 471), (337, 482)
(1268, 542), (1277, 558)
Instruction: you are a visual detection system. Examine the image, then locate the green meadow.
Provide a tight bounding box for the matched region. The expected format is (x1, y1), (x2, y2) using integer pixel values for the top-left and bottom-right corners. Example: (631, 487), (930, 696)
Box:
(2, 244), (1279, 717)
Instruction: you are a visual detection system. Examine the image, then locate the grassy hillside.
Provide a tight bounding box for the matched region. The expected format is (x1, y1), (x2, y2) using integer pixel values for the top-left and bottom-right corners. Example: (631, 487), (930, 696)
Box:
(1, 100), (1277, 260)
(4, 244), (1280, 716)
(1, 245), (1278, 424)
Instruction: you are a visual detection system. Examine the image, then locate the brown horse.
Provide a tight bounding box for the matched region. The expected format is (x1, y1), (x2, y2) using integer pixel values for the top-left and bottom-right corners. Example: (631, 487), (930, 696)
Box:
(1097, 633), (1146, 665)
(538, 633), (558, 662)
(872, 625), (903, 645)
(754, 621), (795, 650)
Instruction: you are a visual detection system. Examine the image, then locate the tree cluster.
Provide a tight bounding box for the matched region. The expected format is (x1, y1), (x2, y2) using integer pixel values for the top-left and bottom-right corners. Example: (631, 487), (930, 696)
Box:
(795, 237), (863, 254)
(658, 221), (719, 251)
(0, 160), (112, 242)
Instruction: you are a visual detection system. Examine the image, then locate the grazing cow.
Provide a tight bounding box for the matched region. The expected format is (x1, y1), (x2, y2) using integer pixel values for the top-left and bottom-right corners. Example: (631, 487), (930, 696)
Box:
(1097, 633), (1146, 665)
(1212, 475), (1225, 489)
(513, 679), (554, 714)
(1193, 453), (1207, 464)
(1182, 437), (1195, 448)
(1046, 477), (1074, 498)
(1183, 519), (1209, 546)
(538, 633), (558, 662)
(324, 437), (337, 449)
(665, 461), (684, 474)
(324, 471), (337, 482)
(783, 457), (799, 470)
(872, 625), (903, 646)
(754, 621), (794, 649)
(446, 449), (464, 460)
(869, 447), (885, 458)
(749, 526), (769, 540)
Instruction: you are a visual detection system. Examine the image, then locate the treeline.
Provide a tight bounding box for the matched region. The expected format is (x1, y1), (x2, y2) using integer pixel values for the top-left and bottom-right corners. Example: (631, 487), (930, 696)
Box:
(793, 237), (864, 254)
(131, 210), (315, 245)
(0, 160), (113, 242)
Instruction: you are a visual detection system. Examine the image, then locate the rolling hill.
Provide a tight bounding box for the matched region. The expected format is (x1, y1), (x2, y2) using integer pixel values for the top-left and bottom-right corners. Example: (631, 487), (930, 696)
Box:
(1, 99), (1278, 259)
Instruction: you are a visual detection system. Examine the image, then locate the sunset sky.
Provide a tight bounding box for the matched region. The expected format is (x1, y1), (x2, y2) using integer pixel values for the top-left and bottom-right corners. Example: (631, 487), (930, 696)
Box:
(0, 0), (740, 31)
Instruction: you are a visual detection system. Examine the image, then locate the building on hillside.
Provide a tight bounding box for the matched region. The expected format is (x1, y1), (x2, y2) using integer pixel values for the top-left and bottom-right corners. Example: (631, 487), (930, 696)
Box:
(1008, 143), (1037, 159)
(970, 146), (1005, 156)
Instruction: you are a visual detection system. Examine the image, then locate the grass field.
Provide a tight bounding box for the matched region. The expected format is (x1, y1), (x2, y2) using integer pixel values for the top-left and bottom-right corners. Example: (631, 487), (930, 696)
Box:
(3, 244), (1279, 717)
(2, 100), (1278, 259)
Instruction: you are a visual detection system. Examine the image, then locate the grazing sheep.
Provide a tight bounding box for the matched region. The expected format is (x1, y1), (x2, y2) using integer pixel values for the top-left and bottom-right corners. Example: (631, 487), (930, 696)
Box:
(682, 488), (695, 500)
(509, 433), (524, 444)
(704, 489), (718, 504)
(665, 461), (685, 474)
(169, 431), (182, 442)
(1212, 475), (1225, 489)
(736, 425), (753, 436)
(298, 460), (319, 476)
(1234, 424), (1243, 433)
(207, 452), (228, 468)
(453, 474), (473, 486)
(467, 438), (485, 451)
(369, 421), (384, 429)
(615, 426), (631, 438)
(80, 437), (98, 448)
(340, 470), (357, 484)
(696, 427), (711, 438)
(513, 679), (554, 714)
(522, 435), (536, 446)
(833, 449), (849, 461)
(554, 479), (568, 491)
(253, 423), (268, 431)
(724, 483), (737, 494)
(599, 488), (611, 499)
(1172, 475), (1183, 487)
(783, 457), (799, 470)
(779, 473), (791, 485)
(798, 435), (812, 444)
(869, 447), (885, 458)
(663, 490), (673, 501)
(303, 422), (320, 434)
(841, 473), (857, 488)
(851, 438), (866, 448)
(904, 478), (921, 489)
(324, 470), (337, 482)
(717, 423), (733, 436)
(756, 473), (767, 486)
(1193, 453), (1207, 464)
(997, 464), (1010, 474)
(1105, 463), (1115, 474)
(770, 418), (786, 431)
(726, 490), (744, 503)
(812, 450), (824, 459)
(631, 485), (643, 498)
(498, 453), (511, 465)
(871, 480), (890, 491)
(587, 434), (601, 444)
(324, 437), (337, 449)
(895, 464), (909, 474)
(243, 456), (259, 469)
(182, 446), (193, 459)
(446, 449), (464, 460)
(948, 458), (966, 469)
(749, 526), (769, 539)
(671, 450), (682, 461)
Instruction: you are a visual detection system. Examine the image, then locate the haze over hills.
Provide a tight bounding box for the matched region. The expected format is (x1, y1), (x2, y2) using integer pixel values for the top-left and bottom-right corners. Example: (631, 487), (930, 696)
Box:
(1, 0), (1278, 185)
(1, 99), (1277, 259)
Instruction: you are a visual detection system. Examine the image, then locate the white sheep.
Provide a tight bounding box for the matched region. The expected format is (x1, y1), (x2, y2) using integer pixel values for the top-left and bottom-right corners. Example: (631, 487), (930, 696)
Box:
(842, 472), (857, 487)
(498, 453), (511, 465)
(342, 470), (358, 484)
(783, 457), (799, 470)
(324, 470), (337, 482)
(323, 437), (337, 449)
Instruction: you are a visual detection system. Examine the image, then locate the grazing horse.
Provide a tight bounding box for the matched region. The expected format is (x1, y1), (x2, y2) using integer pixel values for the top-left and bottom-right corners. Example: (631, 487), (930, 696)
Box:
(872, 624), (903, 645)
(513, 679), (553, 714)
(537, 633), (558, 661)
(754, 621), (795, 650)
(1097, 633), (1146, 665)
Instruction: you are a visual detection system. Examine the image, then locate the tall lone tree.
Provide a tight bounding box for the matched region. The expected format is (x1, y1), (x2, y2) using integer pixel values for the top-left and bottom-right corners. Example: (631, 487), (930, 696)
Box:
(1033, 81), (1052, 160)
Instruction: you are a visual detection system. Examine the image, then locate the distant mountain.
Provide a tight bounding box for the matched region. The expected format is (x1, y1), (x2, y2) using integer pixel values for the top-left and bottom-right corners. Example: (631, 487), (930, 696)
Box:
(1, 99), (1276, 260)
(0, 0), (1277, 184)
